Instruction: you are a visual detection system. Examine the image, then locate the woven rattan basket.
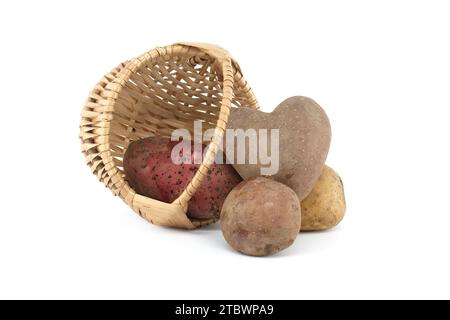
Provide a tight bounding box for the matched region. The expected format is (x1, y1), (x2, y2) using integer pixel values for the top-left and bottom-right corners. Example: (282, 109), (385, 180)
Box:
(80, 42), (259, 229)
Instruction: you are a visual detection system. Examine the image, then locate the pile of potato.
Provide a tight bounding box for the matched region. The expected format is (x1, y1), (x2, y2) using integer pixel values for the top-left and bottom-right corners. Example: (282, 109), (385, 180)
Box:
(124, 96), (345, 256)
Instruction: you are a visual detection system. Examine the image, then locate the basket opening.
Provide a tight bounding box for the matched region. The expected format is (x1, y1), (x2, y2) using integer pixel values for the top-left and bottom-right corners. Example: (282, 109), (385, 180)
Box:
(108, 53), (226, 177)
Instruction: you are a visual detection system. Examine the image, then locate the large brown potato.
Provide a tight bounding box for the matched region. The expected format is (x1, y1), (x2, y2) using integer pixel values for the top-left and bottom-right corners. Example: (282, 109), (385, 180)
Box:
(226, 96), (331, 201)
(301, 165), (346, 231)
(124, 137), (242, 221)
(220, 177), (301, 256)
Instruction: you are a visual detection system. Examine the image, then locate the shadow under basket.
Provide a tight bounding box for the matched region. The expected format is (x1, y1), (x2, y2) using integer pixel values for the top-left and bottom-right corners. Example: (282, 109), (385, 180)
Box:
(80, 42), (259, 229)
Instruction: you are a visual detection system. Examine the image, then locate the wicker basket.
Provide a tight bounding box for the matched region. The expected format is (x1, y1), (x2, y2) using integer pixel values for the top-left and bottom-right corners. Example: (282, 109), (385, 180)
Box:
(80, 42), (259, 229)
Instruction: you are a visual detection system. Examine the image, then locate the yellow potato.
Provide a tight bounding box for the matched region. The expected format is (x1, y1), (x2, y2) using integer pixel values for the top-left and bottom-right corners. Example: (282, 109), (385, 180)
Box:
(300, 165), (346, 231)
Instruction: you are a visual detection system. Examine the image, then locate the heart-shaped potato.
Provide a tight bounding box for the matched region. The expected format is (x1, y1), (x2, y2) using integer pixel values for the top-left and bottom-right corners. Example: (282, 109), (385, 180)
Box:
(226, 96), (331, 200)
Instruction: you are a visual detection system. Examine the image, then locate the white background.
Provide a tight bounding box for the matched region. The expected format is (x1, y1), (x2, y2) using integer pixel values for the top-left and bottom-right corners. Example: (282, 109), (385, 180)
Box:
(1, 0), (449, 300)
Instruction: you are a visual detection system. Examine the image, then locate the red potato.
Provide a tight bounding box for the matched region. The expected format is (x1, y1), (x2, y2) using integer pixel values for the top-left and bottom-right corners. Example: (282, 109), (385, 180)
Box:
(123, 137), (242, 220)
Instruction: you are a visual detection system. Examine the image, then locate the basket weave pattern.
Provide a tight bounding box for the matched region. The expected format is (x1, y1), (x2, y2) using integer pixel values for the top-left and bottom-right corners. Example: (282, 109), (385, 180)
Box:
(80, 43), (259, 229)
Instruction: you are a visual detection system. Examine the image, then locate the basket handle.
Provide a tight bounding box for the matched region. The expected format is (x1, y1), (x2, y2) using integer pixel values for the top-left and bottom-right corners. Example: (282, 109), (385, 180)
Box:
(170, 42), (236, 213)
(175, 42), (246, 88)
(175, 42), (232, 62)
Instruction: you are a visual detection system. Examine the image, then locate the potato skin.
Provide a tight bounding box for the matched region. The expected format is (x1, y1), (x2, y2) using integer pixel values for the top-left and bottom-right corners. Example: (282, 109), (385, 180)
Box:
(220, 177), (301, 256)
(301, 165), (346, 231)
(123, 137), (242, 220)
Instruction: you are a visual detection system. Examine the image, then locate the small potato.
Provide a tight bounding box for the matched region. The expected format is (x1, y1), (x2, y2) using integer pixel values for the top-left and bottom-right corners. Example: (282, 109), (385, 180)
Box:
(301, 165), (346, 231)
(220, 177), (301, 256)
